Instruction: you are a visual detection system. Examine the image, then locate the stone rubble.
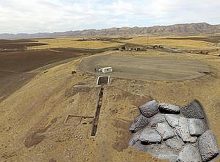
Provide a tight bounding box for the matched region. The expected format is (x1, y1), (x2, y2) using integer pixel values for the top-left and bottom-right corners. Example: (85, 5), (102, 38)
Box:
(129, 99), (219, 162)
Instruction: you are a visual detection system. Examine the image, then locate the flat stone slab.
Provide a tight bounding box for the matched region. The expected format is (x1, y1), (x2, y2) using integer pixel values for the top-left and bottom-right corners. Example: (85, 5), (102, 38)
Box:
(149, 113), (166, 127)
(165, 114), (180, 128)
(133, 141), (179, 161)
(159, 103), (180, 114)
(177, 145), (202, 162)
(140, 127), (162, 143)
(165, 137), (185, 151)
(156, 122), (175, 140)
(181, 100), (205, 119)
(139, 100), (159, 118)
(129, 114), (149, 133)
(175, 117), (197, 142)
(148, 143), (179, 162)
(198, 130), (219, 161)
(189, 118), (207, 136)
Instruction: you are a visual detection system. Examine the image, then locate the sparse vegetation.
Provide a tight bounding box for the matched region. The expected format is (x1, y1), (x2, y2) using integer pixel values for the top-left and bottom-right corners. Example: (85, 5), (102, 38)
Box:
(29, 37), (123, 49)
(0, 35), (220, 162)
(122, 36), (218, 49)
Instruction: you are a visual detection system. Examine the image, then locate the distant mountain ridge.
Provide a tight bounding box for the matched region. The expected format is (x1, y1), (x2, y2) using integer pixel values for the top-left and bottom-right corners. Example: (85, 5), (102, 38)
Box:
(1, 22), (220, 39)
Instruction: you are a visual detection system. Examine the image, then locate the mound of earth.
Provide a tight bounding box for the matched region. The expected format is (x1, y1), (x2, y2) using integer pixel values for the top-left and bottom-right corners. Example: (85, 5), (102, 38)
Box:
(79, 52), (211, 81)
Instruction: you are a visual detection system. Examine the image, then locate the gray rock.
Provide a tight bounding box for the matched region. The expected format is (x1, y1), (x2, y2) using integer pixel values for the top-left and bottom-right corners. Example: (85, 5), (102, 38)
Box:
(177, 145), (202, 162)
(181, 100), (206, 119)
(129, 131), (141, 146)
(129, 114), (149, 133)
(165, 114), (180, 128)
(149, 143), (179, 162)
(140, 127), (162, 143)
(175, 117), (197, 142)
(159, 103), (180, 114)
(156, 122), (175, 140)
(189, 119), (207, 136)
(149, 113), (166, 127)
(165, 137), (185, 151)
(139, 100), (159, 118)
(133, 141), (179, 162)
(198, 130), (219, 162)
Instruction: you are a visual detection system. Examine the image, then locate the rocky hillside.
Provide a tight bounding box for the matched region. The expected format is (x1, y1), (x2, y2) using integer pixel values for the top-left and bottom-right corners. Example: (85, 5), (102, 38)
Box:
(1, 23), (220, 39)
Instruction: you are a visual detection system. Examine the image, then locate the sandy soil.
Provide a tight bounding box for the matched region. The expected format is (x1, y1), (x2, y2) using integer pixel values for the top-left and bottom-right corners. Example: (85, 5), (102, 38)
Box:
(0, 50), (220, 162)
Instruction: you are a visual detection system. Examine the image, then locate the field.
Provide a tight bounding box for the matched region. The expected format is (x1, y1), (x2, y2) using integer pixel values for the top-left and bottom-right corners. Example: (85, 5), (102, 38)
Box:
(122, 36), (219, 50)
(0, 48), (86, 101)
(0, 39), (118, 101)
(0, 36), (220, 162)
(29, 38), (123, 49)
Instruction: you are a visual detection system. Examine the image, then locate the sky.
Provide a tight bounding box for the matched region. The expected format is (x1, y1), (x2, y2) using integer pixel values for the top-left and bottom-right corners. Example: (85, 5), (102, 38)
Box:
(0, 0), (220, 34)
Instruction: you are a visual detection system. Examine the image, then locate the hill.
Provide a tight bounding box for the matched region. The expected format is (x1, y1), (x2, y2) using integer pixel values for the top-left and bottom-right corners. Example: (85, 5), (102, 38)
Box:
(1, 23), (220, 39)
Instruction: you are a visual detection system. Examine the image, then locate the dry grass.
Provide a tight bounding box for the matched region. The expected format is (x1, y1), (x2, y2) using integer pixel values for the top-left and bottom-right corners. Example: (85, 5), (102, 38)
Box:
(1, 36), (220, 162)
(123, 36), (217, 49)
(1, 50), (220, 162)
(29, 38), (122, 49)
(29, 36), (219, 51)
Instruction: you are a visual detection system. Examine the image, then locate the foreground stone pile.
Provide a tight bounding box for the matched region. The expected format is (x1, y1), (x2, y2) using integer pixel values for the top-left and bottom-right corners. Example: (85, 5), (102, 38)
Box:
(129, 100), (219, 162)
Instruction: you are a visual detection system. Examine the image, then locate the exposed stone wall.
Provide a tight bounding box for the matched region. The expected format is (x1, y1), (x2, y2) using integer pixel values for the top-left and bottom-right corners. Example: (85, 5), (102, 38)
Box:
(129, 100), (219, 162)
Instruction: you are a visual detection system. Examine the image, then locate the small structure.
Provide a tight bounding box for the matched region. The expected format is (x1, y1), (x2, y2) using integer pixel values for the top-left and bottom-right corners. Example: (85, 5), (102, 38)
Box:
(95, 67), (113, 74)
(96, 76), (110, 85)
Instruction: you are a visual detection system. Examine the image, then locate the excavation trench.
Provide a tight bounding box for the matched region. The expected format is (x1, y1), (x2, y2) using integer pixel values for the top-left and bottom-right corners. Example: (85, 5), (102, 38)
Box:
(91, 86), (104, 136)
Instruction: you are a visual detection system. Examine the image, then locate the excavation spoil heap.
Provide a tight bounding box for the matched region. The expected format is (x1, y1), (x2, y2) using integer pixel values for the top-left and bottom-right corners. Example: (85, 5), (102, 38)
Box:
(129, 100), (219, 162)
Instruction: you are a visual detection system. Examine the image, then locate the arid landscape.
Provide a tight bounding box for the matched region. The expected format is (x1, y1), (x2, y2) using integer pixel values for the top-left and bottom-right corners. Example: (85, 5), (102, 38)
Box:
(0, 26), (220, 161)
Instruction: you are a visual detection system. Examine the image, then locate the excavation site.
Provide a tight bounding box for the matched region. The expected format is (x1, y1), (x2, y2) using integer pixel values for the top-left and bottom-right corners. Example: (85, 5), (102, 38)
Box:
(0, 34), (220, 162)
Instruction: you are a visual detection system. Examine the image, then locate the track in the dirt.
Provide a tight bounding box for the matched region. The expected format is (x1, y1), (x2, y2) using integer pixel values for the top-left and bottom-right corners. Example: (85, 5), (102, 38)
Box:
(91, 86), (104, 136)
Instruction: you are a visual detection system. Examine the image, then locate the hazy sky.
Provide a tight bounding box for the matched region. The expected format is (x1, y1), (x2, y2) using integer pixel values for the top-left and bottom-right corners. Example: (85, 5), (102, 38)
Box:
(0, 0), (220, 34)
